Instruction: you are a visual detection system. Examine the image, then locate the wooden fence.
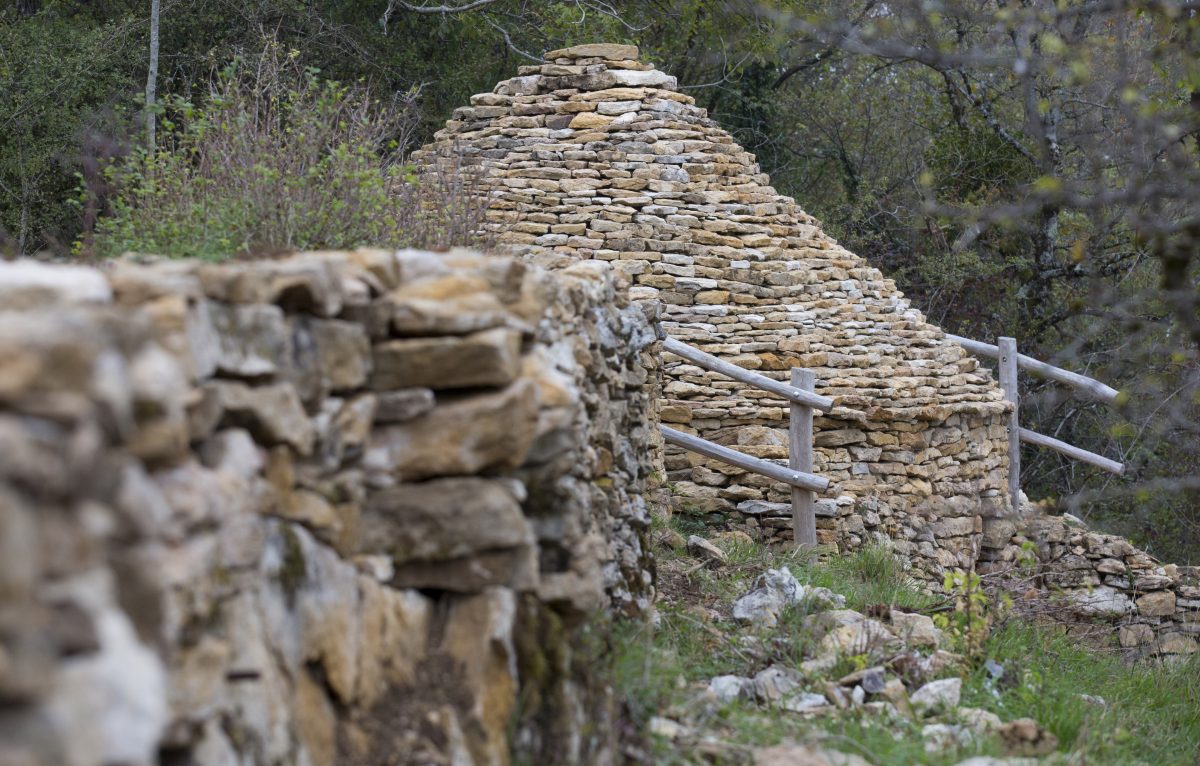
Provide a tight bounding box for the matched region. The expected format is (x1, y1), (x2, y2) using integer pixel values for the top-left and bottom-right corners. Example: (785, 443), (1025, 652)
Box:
(660, 337), (832, 546)
(945, 334), (1125, 513)
(661, 332), (1125, 545)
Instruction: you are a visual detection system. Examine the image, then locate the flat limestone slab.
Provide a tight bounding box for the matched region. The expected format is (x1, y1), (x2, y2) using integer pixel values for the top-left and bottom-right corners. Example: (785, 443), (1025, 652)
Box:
(545, 43), (638, 60)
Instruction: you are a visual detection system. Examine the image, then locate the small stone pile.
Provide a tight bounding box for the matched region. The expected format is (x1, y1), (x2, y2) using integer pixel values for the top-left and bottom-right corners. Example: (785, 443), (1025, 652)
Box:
(655, 566), (1059, 765)
(0, 249), (659, 766)
(414, 42), (1012, 577)
(981, 514), (1200, 656)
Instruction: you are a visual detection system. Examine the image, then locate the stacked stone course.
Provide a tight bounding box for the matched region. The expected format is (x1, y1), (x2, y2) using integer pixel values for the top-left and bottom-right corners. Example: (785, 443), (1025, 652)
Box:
(981, 515), (1200, 656)
(0, 250), (659, 766)
(415, 43), (1012, 576)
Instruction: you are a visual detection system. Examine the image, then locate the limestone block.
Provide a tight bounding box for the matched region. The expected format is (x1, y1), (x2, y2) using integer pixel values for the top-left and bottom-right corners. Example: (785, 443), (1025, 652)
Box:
(373, 388), (435, 423)
(209, 302), (291, 378)
(369, 327), (522, 391)
(1071, 586), (1134, 617)
(1157, 633), (1198, 654)
(0, 259), (112, 309)
(436, 589), (519, 765)
(363, 379), (539, 481)
(311, 319), (371, 392)
(1118, 623), (1154, 647)
(545, 43), (639, 60)
(1136, 590), (1176, 617)
(384, 275), (514, 336)
(205, 381), (315, 454)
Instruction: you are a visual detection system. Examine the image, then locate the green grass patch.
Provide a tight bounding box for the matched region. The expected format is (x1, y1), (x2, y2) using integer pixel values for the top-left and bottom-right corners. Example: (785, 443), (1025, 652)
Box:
(622, 520), (1200, 765)
(962, 620), (1200, 765)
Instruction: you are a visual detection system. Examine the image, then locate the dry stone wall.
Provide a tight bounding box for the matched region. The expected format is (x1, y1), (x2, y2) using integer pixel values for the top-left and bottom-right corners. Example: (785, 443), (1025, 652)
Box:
(414, 43), (1012, 577)
(0, 249), (659, 766)
(980, 514), (1200, 656)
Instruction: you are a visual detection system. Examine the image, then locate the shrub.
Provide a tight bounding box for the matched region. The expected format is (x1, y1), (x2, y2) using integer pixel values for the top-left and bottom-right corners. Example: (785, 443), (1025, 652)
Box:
(79, 46), (488, 260)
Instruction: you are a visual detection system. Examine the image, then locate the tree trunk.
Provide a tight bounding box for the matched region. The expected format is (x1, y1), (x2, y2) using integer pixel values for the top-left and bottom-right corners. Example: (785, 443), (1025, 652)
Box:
(145, 0), (161, 149)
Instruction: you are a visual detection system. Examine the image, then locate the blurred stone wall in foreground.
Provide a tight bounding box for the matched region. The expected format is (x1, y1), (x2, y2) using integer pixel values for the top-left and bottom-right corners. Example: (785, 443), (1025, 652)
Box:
(0, 249), (660, 766)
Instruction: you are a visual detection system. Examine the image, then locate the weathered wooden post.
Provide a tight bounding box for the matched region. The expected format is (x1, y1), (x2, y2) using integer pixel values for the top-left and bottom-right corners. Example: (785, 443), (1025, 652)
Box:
(998, 336), (1021, 514)
(790, 368), (816, 547)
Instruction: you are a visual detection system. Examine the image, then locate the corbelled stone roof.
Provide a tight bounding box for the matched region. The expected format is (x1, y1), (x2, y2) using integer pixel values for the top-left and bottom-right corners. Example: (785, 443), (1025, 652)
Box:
(416, 44), (1013, 551)
(415, 43), (1005, 419)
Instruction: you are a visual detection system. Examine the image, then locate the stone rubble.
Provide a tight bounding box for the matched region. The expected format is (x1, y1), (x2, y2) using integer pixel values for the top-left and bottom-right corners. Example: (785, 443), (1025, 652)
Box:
(679, 568), (1064, 764)
(0, 249), (660, 766)
(672, 566), (1075, 763)
(730, 566), (845, 627)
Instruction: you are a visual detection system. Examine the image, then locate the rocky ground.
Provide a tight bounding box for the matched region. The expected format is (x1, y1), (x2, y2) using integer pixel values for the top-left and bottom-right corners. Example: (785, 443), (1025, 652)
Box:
(613, 517), (1200, 765)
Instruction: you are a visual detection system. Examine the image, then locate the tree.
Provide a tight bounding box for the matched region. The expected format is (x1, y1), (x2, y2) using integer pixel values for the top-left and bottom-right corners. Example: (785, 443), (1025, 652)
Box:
(145, 0), (159, 149)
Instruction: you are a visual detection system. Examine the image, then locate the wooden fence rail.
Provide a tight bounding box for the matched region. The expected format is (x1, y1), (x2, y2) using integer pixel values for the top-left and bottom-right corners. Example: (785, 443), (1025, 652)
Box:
(660, 330), (1125, 542)
(945, 333), (1120, 405)
(662, 337), (834, 412)
(659, 426), (829, 493)
(949, 333), (1126, 513)
(662, 336), (828, 547)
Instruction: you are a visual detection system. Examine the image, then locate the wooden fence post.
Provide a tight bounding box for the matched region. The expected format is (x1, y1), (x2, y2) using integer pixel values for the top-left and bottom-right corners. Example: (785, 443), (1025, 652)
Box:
(998, 336), (1021, 514)
(791, 368), (816, 547)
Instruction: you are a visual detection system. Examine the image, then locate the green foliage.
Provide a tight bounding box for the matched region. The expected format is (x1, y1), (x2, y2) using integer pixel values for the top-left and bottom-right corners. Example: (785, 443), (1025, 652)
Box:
(0, 6), (136, 254)
(812, 543), (934, 613)
(932, 570), (1005, 663)
(81, 51), (484, 260)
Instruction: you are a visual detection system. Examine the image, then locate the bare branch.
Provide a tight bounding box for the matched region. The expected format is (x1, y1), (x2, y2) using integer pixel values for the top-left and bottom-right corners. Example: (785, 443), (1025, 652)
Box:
(397, 0), (503, 13)
(482, 17), (541, 62)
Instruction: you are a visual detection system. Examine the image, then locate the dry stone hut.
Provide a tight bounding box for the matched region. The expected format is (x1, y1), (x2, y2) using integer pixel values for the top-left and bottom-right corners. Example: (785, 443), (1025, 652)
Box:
(415, 43), (1012, 574)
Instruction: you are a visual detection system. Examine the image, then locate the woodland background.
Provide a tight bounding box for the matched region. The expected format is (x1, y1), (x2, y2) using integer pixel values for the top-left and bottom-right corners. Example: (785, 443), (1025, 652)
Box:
(2, 0), (1198, 562)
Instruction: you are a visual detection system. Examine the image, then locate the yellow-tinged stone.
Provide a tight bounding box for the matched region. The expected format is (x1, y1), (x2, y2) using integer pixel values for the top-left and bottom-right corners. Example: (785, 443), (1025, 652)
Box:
(569, 112), (615, 129)
(545, 43), (639, 61)
(561, 101), (597, 113)
(694, 290), (731, 305)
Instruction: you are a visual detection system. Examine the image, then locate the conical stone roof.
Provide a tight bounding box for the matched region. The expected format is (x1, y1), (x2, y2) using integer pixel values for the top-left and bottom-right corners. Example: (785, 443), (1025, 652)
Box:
(415, 43), (1012, 574)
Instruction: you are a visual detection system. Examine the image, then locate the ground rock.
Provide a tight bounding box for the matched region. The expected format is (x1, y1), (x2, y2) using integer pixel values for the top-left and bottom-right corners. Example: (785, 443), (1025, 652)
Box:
(708, 674), (752, 703)
(910, 677), (961, 715)
(956, 706), (1002, 732)
(781, 692), (830, 713)
(997, 718), (1058, 756)
(731, 568), (845, 627)
(753, 744), (870, 766)
(890, 609), (942, 649)
(752, 665), (802, 703)
(923, 723), (971, 754)
(687, 535), (727, 566)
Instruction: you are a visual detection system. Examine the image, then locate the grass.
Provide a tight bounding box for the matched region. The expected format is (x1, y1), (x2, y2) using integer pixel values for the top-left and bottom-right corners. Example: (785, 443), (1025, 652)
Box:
(961, 620), (1200, 764)
(618, 514), (1200, 765)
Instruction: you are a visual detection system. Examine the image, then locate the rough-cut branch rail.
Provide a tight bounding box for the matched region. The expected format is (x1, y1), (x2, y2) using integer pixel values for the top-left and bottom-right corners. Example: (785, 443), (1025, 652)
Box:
(662, 337), (835, 412)
(660, 426), (830, 492)
(946, 333), (1121, 406)
(1019, 427), (1125, 475)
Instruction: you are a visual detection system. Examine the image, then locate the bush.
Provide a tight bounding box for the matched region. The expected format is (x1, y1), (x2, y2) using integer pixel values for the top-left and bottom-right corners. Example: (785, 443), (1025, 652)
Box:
(79, 47), (488, 260)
